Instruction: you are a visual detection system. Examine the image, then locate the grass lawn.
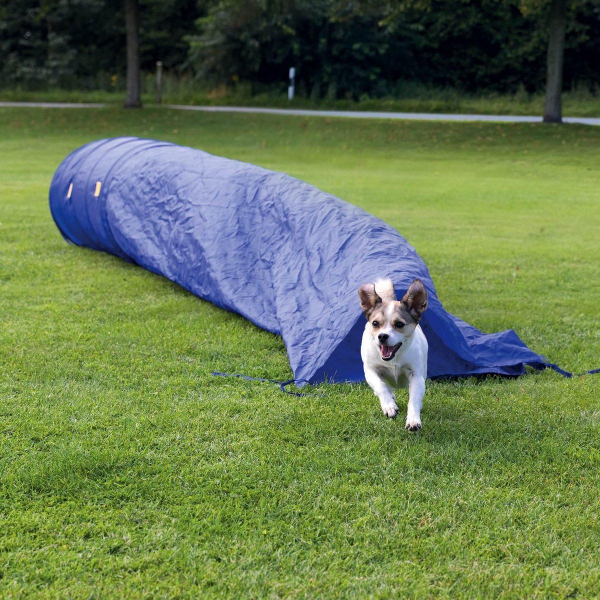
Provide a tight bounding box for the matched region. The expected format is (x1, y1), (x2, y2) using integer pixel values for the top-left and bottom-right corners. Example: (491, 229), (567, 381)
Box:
(0, 107), (599, 598)
(2, 85), (600, 118)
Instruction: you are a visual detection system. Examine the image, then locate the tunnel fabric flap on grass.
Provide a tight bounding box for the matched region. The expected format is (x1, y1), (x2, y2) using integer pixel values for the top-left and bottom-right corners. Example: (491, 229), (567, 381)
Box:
(50, 137), (555, 384)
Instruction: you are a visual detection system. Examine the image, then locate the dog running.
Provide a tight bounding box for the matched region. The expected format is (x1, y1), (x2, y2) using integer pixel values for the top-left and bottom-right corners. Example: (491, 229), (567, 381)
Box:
(358, 278), (428, 430)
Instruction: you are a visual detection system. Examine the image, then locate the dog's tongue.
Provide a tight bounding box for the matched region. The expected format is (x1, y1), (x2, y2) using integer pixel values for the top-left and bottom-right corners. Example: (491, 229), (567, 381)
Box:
(381, 345), (394, 358)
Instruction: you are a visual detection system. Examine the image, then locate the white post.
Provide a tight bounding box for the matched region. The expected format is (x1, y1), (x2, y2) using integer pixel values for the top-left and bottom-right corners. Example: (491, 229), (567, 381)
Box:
(288, 67), (296, 101)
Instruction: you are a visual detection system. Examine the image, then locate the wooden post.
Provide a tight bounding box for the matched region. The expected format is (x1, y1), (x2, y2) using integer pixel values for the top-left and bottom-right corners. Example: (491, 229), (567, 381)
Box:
(156, 61), (163, 105)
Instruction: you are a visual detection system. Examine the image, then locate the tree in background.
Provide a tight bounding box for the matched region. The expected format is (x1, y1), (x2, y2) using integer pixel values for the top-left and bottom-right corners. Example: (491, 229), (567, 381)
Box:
(517, 0), (597, 123)
(380, 0), (542, 92)
(187, 0), (599, 102)
(0, 0), (77, 87)
(1, 0), (598, 105)
(124, 0), (141, 107)
(543, 0), (567, 122)
(0, 0), (201, 91)
(187, 0), (424, 100)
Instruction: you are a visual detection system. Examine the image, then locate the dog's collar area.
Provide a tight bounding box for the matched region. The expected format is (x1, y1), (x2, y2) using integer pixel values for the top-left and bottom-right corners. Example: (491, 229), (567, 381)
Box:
(380, 342), (402, 361)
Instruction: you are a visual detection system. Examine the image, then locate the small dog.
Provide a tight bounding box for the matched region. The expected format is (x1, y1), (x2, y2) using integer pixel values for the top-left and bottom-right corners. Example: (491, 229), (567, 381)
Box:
(358, 278), (428, 430)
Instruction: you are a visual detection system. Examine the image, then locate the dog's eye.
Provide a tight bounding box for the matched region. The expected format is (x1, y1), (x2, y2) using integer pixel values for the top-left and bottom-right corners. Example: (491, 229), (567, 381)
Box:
(372, 320), (380, 328)
(395, 321), (405, 329)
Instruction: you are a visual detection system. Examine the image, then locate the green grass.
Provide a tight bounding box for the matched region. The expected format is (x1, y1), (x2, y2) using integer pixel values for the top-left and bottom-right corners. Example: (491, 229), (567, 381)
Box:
(1, 106), (599, 598)
(2, 80), (600, 117)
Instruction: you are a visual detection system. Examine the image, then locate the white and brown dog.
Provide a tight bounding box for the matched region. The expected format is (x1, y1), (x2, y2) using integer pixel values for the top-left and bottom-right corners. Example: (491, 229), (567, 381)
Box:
(358, 278), (428, 430)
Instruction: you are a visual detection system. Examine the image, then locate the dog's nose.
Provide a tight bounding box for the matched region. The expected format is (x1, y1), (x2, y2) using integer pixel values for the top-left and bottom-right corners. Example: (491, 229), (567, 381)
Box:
(378, 333), (389, 343)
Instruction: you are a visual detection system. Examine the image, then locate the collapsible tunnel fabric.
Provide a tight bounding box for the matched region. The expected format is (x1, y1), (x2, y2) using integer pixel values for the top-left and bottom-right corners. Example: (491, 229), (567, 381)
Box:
(49, 137), (553, 384)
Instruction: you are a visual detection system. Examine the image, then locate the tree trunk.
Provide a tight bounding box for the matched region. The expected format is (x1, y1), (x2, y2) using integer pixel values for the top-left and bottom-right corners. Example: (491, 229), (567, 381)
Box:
(124, 0), (142, 108)
(543, 0), (566, 123)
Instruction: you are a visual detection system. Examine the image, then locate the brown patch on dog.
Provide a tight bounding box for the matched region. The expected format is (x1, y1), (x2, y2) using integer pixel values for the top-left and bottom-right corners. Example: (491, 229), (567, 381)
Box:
(358, 283), (382, 318)
(368, 304), (388, 329)
(389, 302), (417, 328)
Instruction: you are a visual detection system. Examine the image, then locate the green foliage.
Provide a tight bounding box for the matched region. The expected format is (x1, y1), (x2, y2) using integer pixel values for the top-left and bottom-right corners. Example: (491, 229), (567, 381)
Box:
(0, 0), (201, 89)
(0, 0), (118, 88)
(186, 0), (600, 97)
(0, 0), (74, 86)
(1, 0), (599, 96)
(1, 106), (599, 596)
(140, 0), (204, 70)
(186, 0), (417, 100)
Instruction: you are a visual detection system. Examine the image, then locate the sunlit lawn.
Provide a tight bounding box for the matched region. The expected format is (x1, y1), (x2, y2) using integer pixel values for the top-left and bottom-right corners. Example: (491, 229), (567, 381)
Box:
(0, 107), (599, 598)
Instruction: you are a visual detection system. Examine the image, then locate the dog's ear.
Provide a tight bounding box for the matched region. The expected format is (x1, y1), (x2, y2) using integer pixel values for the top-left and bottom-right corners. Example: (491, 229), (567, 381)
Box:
(402, 279), (428, 320)
(358, 283), (382, 318)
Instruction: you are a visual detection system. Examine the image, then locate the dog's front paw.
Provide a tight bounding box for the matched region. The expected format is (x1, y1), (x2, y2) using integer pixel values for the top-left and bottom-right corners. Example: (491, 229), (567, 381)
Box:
(381, 402), (399, 419)
(405, 418), (422, 432)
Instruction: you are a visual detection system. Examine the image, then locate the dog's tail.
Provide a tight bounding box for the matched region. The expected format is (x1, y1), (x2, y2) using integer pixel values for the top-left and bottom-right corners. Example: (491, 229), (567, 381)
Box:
(374, 278), (396, 302)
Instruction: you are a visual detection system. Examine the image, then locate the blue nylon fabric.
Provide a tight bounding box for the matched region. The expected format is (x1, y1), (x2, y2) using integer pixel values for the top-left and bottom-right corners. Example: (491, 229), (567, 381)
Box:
(49, 137), (555, 384)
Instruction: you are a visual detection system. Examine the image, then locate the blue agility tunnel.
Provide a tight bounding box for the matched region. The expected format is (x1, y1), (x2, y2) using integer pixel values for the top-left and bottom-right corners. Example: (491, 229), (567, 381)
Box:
(49, 137), (555, 384)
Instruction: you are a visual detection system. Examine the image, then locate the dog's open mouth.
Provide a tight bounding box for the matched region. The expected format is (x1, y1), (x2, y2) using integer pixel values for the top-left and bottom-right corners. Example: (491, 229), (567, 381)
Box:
(380, 342), (402, 361)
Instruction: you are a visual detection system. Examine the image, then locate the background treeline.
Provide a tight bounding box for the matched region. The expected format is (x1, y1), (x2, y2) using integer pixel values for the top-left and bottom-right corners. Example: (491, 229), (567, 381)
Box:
(1, 0), (599, 98)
